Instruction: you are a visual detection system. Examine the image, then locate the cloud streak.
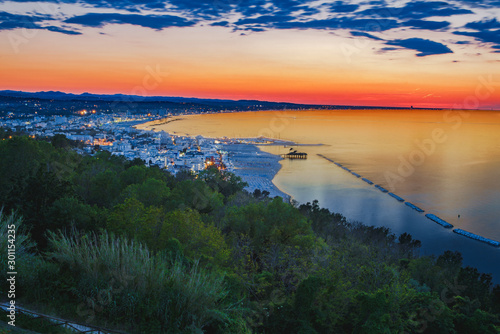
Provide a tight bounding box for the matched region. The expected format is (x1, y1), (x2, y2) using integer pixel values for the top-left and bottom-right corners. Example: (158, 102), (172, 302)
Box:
(65, 13), (195, 30)
(386, 38), (453, 56)
(1, 0), (499, 56)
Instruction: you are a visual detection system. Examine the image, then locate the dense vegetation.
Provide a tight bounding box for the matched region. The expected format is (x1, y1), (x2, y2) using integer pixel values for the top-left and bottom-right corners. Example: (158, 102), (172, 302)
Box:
(0, 135), (499, 333)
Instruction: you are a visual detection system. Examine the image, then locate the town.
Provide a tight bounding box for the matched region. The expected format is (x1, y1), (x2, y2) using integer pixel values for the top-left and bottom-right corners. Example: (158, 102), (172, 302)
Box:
(0, 110), (291, 199)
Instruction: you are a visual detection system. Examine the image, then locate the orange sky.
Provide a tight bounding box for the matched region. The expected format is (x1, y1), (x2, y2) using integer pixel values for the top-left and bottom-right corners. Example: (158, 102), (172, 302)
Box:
(1, 1), (499, 109)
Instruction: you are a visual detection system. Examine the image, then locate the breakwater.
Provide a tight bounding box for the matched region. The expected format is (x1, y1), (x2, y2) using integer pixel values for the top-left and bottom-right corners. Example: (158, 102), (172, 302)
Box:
(425, 214), (453, 228)
(405, 202), (425, 213)
(453, 229), (500, 247)
(316, 154), (500, 248)
(388, 192), (404, 202)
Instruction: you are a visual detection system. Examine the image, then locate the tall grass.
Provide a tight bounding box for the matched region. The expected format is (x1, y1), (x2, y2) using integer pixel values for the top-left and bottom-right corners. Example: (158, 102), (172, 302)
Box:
(0, 209), (34, 260)
(47, 230), (244, 333)
(0, 210), (36, 294)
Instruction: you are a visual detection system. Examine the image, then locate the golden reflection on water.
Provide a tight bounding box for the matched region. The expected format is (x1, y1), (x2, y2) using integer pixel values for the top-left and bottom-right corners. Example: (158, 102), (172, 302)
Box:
(142, 109), (500, 238)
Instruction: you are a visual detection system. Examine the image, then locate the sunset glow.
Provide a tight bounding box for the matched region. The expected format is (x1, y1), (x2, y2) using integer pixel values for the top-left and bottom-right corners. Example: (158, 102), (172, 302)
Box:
(1, 1), (499, 108)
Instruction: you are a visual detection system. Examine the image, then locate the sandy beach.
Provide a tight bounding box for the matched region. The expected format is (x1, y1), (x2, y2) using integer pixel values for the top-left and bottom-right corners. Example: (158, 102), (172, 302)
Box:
(136, 115), (294, 201)
(224, 143), (291, 201)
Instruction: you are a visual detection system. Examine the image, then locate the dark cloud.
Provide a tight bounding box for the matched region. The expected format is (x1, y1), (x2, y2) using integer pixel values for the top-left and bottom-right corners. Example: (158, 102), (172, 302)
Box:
(453, 30), (500, 47)
(235, 14), (295, 26)
(210, 21), (229, 27)
(349, 30), (455, 57)
(385, 38), (453, 56)
(0, 10), (81, 35)
(455, 0), (500, 8)
(273, 18), (400, 31)
(328, 1), (359, 13)
(454, 18), (500, 50)
(465, 18), (500, 30)
(358, 1), (473, 19)
(350, 31), (384, 40)
(241, 26), (267, 32)
(65, 13), (195, 30)
(405, 19), (450, 30)
(3, 0), (500, 55)
(46, 25), (82, 35)
(0, 11), (47, 30)
(401, 1), (473, 18)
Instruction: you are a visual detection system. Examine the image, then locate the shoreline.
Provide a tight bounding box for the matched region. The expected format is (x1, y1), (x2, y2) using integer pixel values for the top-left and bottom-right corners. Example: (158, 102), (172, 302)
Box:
(133, 115), (500, 282)
(225, 143), (292, 201)
(136, 115), (316, 202)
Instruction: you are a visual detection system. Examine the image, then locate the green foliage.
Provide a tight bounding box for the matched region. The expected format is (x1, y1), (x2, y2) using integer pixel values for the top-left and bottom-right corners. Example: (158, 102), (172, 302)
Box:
(120, 177), (171, 207)
(170, 179), (224, 213)
(225, 197), (315, 251)
(107, 199), (230, 265)
(44, 230), (242, 333)
(46, 196), (104, 231)
(198, 166), (247, 199)
(1, 137), (499, 333)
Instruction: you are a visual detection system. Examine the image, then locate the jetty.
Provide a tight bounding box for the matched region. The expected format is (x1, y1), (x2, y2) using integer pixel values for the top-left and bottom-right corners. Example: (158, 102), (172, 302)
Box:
(313, 154), (500, 246)
(388, 192), (404, 202)
(425, 214), (453, 228)
(453, 229), (500, 247)
(375, 185), (389, 193)
(281, 151), (307, 159)
(405, 202), (424, 213)
(362, 178), (374, 185)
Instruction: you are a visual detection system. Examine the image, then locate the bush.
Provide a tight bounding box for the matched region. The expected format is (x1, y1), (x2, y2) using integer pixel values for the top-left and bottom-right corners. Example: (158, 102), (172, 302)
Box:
(46, 230), (244, 332)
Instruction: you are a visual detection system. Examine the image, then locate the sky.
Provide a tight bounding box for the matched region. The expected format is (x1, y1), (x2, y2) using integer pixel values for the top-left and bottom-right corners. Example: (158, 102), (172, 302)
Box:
(0, 0), (499, 109)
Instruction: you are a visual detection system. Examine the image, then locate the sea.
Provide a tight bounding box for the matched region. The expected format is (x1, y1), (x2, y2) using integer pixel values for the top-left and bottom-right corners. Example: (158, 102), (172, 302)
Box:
(144, 109), (500, 282)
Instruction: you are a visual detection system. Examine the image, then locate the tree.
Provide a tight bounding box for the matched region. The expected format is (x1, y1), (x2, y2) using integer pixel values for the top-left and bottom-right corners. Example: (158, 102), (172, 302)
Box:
(120, 178), (171, 208)
(159, 209), (230, 265)
(47, 196), (103, 231)
(50, 134), (72, 149)
(198, 166), (247, 199)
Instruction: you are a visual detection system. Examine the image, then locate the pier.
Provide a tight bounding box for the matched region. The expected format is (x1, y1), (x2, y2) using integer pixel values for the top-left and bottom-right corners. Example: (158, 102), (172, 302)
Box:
(281, 152), (307, 159)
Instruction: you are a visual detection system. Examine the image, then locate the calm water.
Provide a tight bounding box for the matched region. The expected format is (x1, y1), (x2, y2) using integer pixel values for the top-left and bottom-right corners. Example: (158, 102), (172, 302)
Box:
(147, 109), (500, 281)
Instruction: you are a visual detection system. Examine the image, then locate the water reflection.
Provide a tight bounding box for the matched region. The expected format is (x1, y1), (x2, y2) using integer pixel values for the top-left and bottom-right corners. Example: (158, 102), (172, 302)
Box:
(149, 109), (500, 280)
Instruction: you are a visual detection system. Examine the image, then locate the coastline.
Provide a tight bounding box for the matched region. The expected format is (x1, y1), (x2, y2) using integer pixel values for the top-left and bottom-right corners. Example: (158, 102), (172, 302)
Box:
(134, 114), (500, 283)
(135, 116), (296, 201)
(225, 143), (291, 201)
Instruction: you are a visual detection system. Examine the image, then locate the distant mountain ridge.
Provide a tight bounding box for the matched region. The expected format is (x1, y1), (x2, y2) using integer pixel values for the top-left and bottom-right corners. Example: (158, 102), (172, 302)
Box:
(0, 90), (300, 106)
(0, 90), (428, 111)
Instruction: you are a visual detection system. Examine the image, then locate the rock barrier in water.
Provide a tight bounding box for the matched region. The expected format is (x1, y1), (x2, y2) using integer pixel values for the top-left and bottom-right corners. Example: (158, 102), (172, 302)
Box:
(388, 192), (404, 202)
(453, 229), (500, 247)
(405, 202), (424, 213)
(425, 214), (453, 228)
(375, 185), (389, 193)
(316, 154), (500, 248)
(362, 178), (374, 185)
